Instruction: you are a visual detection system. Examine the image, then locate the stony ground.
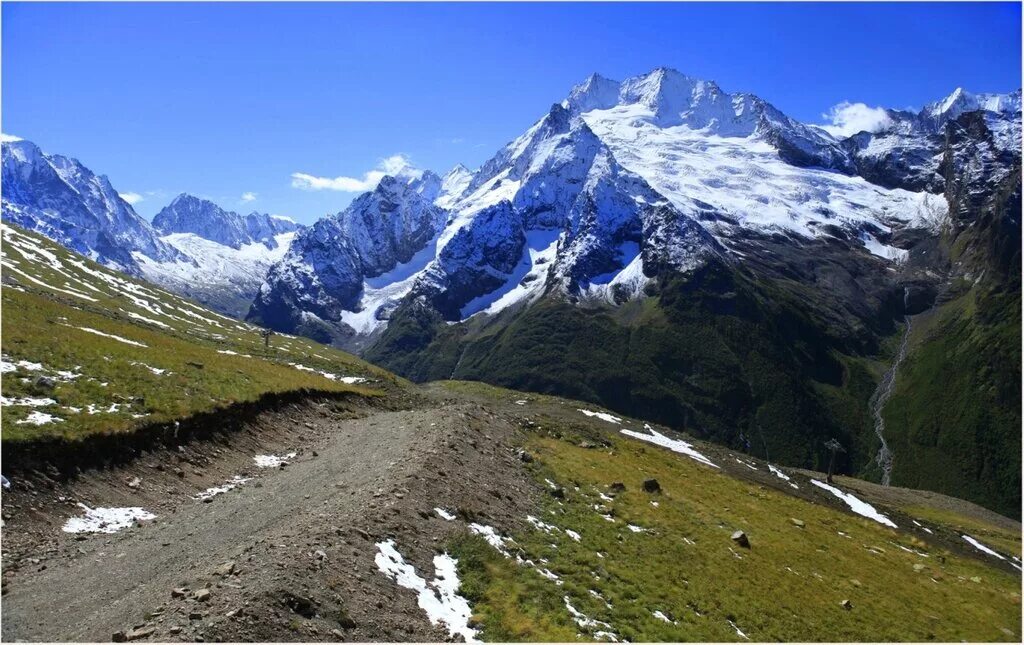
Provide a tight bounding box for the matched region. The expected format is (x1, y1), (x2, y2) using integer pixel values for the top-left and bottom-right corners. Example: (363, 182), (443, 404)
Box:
(1, 388), (542, 642)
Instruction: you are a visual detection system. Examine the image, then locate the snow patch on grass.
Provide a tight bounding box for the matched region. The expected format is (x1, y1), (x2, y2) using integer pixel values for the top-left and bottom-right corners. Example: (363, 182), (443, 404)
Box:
(15, 410), (62, 425)
(374, 539), (480, 643)
(1, 396), (57, 407)
(961, 534), (1008, 561)
(810, 479), (897, 528)
(578, 408), (623, 424)
(72, 326), (148, 347)
(620, 424), (718, 468)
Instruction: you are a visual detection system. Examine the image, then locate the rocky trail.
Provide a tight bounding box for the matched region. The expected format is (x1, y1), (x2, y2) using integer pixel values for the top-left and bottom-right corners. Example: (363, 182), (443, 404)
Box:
(0, 391), (540, 642)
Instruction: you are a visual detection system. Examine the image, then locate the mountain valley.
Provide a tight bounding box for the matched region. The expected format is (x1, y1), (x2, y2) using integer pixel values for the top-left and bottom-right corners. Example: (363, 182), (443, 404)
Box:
(1, 63), (1021, 643)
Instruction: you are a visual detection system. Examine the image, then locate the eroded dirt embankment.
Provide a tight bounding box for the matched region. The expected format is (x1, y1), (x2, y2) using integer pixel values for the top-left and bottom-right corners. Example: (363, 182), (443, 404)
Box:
(0, 387), (542, 642)
(2, 388), (383, 481)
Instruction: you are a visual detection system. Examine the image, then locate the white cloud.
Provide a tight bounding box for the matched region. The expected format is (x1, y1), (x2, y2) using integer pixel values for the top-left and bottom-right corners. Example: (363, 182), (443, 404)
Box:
(241, 191), (257, 202)
(291, 154), (415, 192)
(820, 101), (894, 138)
(1, 133), (23, 143)
(119, 192), (144, 205)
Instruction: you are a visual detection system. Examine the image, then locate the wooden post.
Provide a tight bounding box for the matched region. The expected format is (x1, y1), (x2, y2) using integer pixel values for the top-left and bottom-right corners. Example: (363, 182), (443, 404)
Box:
(824, 438), (845, 484)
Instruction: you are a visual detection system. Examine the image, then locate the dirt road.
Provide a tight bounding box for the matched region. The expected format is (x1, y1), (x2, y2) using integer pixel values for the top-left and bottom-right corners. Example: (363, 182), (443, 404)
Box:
(1, 393), (538, 642)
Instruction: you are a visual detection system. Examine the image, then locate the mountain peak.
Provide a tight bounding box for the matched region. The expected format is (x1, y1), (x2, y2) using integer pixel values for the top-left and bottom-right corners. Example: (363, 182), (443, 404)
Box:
(922, 87), (1023, 125)
(565, 73), (621, 113)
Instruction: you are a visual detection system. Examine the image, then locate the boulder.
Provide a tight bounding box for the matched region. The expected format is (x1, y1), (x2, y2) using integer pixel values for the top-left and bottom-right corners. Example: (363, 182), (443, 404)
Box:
(840, 599), (853, 611)
(33, 375), (57, 390)
(731, 530), (750, 548)
(789, 518), (805, 528)
(643, 479), (662, 494)
(125, 626), (155, 641)
(214, 561), (236, 577)
(609, 482), (626, 494)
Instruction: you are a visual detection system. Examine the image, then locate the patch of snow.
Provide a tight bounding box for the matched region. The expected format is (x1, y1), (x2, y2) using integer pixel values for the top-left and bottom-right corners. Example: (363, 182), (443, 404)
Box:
(131, 362), (167, 375)
(626, 524), (649, 533)
(194, 475), (251, 501)
(652, 610), (675, 624)
(253, 453), (296, 468)
(14, 410), (62, 425)
(735, 458), (758, 470)
(527, 514), (560, 533)
(435, 508), (457, 521)
(810, 479), (897, 528)
(564, 595), (614, 632)
(62, 503), (155, 534)
(728, 619), (749, 640)
(72, 326), (148, 347)
(1, 357), (44, 373)
(514, 399), (528, 405)
(538, 568), (563, 584)
(578, 408), (623, 424)
(620, 424), (718, 468)
(912, 519), (934, 534)
(768, 464), (799, 489)
(126, 311), (172, 329)
(1, 396), (57, 407)
(374, 539), (479, 643)
(961, 534), (1006, 560)
(288, 362), (366, 384)
(469, 523), (513, 557)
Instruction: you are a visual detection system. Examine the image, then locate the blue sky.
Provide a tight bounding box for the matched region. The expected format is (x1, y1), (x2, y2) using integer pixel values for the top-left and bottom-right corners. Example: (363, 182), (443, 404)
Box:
(3, 2), (1020, 224)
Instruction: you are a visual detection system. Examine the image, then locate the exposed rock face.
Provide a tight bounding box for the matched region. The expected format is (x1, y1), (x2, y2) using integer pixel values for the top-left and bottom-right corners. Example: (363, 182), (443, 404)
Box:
(153, 194), (298, 250)
(247, 174), (447, 343)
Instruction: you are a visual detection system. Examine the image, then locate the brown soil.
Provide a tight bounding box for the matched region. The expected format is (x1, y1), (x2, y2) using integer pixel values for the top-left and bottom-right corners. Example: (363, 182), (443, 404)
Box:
(1, 389), (541, 642)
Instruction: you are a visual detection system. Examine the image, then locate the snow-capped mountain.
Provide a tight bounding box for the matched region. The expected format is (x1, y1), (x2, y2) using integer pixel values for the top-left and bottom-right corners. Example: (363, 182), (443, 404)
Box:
(0, 140), (301, 317)
(843, 87), (1022, 191)
(136, 228), (298, 318)
(153, 193), (298, 249)
(253, 68), (1021, 348)
(248, 173), (449, 344)
(139, 195), (302, 316)
(1, 139), (184, 274)
(250, 96), (726, 344)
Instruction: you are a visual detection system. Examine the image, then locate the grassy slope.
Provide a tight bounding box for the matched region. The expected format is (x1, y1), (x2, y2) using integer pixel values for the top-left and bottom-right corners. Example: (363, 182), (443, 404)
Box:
(882, 280), (1021, 518)
(440, 383), (1021, 642)
(369, 262), (881, 478)
(1, 223), (393, 442)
